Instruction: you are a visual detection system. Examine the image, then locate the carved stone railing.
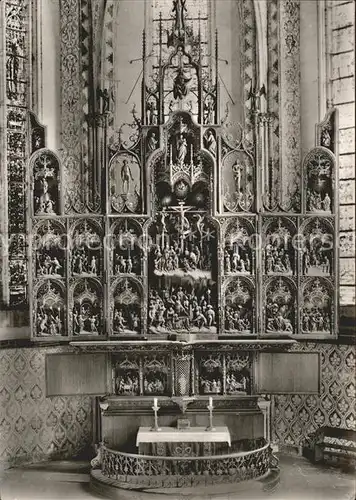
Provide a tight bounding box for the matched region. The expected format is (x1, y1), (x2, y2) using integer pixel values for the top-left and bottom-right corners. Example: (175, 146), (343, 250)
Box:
(99, 442), (275, 488)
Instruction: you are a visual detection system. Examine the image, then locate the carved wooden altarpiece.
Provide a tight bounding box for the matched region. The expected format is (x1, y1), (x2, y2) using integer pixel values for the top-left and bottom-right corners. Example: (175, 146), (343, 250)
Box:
(27, 0), (338, 348)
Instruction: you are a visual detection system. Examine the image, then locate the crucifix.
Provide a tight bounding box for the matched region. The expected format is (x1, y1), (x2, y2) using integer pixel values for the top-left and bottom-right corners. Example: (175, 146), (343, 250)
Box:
(206, 396), (215, 431)
(35, 154), (55, 180)
(160, 208), (167, 250)
(171, 202), (193, 253)
(151, 398), (161, 431)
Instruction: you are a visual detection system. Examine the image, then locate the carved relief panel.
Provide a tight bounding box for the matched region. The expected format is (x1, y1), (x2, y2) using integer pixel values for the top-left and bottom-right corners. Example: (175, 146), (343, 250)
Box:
(143, 355), (170, 396)
(31, 150), (61, 216)
(109, 152), (142, 214)
(33, 280), (66, 338)
(70, 278), (103, 336)
(148, 212), (218, 335)
(70, 219), (103, 278)
(111, 278), (142, 337)
(225, 352), (252, 395)
(301, 218), (334, 277)
(113, 355), (140, 396)
(301, 278), (333, 336)
(262, 217), (296, 275)
(33, 220), (66, 278)
(263, 278), (296, 335)
(223, 218), (255, 275)
(110, 219), (143, 277)
(197, 354), (224, 395)
(223, 278), (255, 335)
(151, 112), (212, 212)
(303, 147), (336, 214)
(221, 149), (255, 213)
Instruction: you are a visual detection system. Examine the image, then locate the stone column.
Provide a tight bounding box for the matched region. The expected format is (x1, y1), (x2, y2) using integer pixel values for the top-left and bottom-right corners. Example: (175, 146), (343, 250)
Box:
(279, 0), (301, 210)
(258, 398), (271, 443)
(60, 0), (84, 213)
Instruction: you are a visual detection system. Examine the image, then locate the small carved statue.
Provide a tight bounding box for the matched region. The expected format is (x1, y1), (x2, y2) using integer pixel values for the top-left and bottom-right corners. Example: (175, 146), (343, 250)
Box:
(176, 134), (187, 165)
(97, 87), (110, 114)
(205, 130), (216, 156)
(146, 100), (158, 125)
(121, 159), (134, 195)
(204, 99), (214, 124)
(6, 39), (21, 98)
(148, 131), (158, 152)
(173, 67), (191, 100)
(322, 192), (331, 212)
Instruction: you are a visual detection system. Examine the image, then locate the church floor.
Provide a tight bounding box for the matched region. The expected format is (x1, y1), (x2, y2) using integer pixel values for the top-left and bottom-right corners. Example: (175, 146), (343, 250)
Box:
(0, 455), (355, 500)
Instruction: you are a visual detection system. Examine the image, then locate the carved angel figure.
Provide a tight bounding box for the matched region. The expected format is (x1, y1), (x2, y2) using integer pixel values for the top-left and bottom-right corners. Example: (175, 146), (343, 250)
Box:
(172, 0), (187, 37)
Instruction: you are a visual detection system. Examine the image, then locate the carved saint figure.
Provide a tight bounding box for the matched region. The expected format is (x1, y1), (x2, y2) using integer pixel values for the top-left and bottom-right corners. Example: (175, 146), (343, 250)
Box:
(205, 130), (216, 156)
(172, 0), (187, 37)
(97, 87), (110, 114)
(146, 100), (158, 125)
(204, 99), (214, 124)
(169, 100), (175, 113)
(232, 160), (243, 193)
(176, 134), (187, 165)
(148, 132), (158, 152)
(6, 39), (21, 98)
(173, 67), (191, 100)
(322, 193), (331, 212)
(121, 159), (134, 195)
(321, 128), (331, 148)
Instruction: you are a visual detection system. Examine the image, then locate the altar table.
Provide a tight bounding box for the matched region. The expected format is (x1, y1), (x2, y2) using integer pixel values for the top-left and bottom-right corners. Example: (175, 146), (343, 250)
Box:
(136, 426), (231, 457)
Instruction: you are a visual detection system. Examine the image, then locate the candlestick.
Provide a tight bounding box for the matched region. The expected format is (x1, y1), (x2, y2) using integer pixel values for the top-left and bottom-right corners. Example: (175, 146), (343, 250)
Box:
(206, 396), (215, 431)
(151, 398), (161, 432)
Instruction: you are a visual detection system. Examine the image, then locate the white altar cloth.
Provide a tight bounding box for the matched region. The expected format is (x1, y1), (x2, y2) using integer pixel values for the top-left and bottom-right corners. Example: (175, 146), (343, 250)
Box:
(136, 426), (231, 447)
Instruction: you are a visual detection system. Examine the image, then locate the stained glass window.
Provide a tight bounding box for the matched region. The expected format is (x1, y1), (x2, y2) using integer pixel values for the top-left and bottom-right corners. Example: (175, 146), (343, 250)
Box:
(5, 0), (29, 306)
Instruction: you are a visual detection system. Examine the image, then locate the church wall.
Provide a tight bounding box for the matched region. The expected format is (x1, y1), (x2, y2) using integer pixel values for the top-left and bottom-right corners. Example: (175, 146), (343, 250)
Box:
(0, 346), (93, 468)
(272, 342), (355, 448)
(329, 0), (356, 311)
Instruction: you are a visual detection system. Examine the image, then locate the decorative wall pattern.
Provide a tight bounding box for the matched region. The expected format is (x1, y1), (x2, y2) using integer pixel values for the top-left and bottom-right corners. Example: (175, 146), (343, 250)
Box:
(0, 347), (93, 466)
(273, 343), (356, 446)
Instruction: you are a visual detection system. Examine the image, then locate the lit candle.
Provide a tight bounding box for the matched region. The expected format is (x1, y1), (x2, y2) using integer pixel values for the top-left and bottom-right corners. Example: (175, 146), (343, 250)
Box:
(153, 398), (158, 409)
(209, 396), (213, 408)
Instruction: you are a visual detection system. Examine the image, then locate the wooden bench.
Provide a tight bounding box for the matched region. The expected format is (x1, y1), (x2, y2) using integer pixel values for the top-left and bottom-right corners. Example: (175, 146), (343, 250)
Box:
(304, 426), (356, 471)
